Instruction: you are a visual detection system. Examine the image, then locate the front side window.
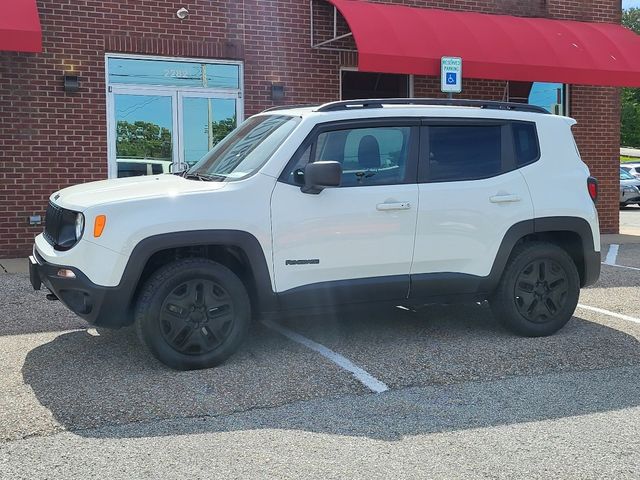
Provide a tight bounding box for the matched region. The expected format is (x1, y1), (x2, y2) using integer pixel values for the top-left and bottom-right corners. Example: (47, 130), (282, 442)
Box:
(287, 125), (413, 187)
(188, 115), (300, 181)
(427, 125), (502, 182)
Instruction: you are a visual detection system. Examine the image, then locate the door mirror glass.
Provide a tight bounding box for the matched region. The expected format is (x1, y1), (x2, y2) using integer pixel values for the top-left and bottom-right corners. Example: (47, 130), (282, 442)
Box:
(302, 161), (342, 194)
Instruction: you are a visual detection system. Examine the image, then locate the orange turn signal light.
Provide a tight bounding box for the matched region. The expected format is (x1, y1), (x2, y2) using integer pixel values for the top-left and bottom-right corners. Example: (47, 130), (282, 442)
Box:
(93, 215), (107, 238)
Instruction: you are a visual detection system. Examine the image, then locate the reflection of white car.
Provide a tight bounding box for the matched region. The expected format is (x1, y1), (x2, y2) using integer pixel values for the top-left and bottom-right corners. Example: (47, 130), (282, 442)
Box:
(30, 98), (601, 371)
(117, 158), (172, 177)
(621, 163), (640, 180)
(620, 168), (640, 206)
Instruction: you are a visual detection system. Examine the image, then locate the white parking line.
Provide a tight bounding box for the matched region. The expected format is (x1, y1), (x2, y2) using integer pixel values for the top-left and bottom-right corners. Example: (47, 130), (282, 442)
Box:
(262, 319), (390, 393)
(577, 304), (640, 325)
(602, 262), (640, 272)
(604, 244), (619, 266)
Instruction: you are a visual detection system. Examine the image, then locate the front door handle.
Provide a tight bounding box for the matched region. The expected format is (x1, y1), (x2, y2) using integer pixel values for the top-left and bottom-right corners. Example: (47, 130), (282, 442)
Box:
(490, 194), (521, 204)
(377, 202), (412, 211)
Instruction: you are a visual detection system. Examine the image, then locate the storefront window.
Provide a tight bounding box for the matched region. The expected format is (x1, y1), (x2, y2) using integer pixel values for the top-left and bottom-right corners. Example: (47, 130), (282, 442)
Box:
(508, 81), (567, 116)
(107, 55), (243, 178)
(108, 58), (240, 89)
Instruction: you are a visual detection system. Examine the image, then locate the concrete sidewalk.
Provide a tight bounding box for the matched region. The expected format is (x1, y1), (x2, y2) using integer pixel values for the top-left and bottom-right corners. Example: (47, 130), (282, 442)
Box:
(621, 147), (640, 158)
(0, 259), (28, 274)
(602, 233), (640, 245)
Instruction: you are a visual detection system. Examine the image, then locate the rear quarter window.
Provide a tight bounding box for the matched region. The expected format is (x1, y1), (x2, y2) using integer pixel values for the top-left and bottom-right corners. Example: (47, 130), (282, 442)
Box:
(512, 122), (540, 167)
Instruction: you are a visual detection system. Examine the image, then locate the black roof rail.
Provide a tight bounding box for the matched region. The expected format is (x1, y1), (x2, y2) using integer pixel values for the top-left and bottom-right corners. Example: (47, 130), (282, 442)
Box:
(262, 104), (319, 113)
(315, 98), (550, 114)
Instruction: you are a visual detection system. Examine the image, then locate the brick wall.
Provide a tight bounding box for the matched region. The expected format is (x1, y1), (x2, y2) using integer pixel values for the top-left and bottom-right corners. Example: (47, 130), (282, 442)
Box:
(0, 0), (622, 258)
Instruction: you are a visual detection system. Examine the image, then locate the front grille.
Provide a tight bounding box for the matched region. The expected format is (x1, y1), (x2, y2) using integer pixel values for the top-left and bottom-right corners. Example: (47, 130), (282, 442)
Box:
(44, 201), (64, 246)
(44, 201), (78, 250)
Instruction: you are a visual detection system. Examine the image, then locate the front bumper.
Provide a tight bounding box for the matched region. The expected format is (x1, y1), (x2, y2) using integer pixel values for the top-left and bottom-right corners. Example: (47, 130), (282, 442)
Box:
(29, 250), (133, 327)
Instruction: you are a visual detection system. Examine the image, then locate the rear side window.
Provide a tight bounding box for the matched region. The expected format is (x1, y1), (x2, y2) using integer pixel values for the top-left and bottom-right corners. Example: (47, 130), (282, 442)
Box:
(513, 122), (540, 166)
(427, 125), (502, 182)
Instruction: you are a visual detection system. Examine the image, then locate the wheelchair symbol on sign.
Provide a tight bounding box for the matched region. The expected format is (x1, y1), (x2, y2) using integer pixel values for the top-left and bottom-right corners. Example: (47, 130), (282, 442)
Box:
(446, 73), (457, 85)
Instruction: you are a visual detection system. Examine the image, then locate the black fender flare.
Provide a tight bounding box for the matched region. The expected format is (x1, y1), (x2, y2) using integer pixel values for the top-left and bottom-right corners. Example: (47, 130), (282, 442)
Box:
(487, 216), (600, 290)
(118, 230), (278, 314)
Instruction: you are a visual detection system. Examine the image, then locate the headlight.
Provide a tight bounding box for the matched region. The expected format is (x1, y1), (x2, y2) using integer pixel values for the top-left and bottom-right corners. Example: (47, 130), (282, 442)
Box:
(75, 213), (85, 240)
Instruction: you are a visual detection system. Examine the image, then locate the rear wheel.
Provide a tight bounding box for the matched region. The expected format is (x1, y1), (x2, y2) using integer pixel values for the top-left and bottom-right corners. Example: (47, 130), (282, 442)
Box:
(490, 242), (580, 337)
(135, 258), (250, 370)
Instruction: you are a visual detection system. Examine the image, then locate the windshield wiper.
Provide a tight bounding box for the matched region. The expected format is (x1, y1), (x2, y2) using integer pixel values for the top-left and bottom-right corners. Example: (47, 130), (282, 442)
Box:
(183, 172), (228, 182)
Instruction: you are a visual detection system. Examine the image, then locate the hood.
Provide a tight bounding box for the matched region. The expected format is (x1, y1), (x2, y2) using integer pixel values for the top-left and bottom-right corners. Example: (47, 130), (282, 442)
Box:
(51, 174), (227, 211)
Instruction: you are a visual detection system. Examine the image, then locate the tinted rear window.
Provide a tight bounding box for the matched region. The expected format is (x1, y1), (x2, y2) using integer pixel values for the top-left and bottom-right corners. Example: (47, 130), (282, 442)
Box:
(428, 125), (502, 182)
(513, 122), (540, 166)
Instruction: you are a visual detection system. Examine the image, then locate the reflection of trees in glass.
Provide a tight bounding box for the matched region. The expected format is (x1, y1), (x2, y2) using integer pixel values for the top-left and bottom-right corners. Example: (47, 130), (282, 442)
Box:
(116, 120), (172, 159)
(209, 116), (237, 147)
(622, 9), (640, 147)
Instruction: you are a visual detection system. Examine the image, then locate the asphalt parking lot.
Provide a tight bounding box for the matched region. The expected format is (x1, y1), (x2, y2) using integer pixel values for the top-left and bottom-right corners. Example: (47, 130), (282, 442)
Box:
(1, 238), (640, 478)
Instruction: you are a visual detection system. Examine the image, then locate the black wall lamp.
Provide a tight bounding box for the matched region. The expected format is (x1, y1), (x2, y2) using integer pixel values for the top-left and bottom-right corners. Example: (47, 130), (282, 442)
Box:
(271, 83), (285, 102)
(63, 74), (79, 93)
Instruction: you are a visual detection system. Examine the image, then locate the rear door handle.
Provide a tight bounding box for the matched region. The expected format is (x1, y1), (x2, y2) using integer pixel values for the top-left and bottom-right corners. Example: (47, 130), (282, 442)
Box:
(377, 202), (412, 211)
(490, 194), (521, 204)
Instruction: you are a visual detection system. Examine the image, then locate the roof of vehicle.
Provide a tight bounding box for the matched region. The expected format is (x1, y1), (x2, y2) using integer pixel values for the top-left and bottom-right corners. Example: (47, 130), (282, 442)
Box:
(260, 98), (574, 124)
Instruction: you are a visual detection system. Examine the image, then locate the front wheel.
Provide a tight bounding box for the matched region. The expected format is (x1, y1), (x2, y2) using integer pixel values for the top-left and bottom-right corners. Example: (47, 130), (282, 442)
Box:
(490, 242), (580, 337)
(135, 258), (250, 370)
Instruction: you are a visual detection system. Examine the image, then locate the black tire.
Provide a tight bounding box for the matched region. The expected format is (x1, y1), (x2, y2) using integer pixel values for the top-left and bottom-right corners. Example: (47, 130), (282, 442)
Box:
(134, 258), (250, 370)
(490, 241), (580, 337)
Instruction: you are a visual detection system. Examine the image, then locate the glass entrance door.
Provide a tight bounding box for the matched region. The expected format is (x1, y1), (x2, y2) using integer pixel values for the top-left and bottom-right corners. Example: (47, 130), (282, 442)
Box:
(106, 56), (243, 178)
(111, 89), (178, 178)
(178, 93), (239, 170)
(108, 88), (241, 177)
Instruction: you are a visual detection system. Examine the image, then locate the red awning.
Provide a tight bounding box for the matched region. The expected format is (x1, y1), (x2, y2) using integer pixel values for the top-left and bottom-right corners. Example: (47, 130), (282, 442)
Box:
(0, 0), (42, 53)
(328, 0), (640, 87)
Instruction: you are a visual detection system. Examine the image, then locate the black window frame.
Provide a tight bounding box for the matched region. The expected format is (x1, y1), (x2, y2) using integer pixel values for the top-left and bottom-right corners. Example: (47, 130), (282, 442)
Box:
(278, 118), (420, 188)
(417, 118), (540, 184)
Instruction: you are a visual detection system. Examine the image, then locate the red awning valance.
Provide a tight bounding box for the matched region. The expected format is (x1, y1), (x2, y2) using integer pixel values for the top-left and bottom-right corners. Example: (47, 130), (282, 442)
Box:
(327, 0), (640, 87)
(0, 0), (42, 53)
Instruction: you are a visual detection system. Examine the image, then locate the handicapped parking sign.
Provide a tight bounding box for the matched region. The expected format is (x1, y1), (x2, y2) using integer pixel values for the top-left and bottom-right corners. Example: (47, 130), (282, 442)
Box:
(441, 57), (462, 94)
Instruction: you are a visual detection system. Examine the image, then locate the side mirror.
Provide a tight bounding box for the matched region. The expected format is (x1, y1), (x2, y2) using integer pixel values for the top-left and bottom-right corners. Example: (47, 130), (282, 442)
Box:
(301, 161), (342, 194)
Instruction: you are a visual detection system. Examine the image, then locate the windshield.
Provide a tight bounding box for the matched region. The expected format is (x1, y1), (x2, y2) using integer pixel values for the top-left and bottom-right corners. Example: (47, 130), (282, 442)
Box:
(620, 168), (635, 180)
(186, 114), (300, 181)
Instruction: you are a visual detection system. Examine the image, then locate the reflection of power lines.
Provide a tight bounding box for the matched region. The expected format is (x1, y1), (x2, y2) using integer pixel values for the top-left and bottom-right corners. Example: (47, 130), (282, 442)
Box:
(117, 96), (169, 123)
(110, 73), (238, 85)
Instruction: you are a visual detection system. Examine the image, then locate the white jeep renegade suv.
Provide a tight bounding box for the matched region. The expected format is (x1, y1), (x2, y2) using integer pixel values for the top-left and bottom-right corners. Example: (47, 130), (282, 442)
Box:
(30, 99), (601, 370)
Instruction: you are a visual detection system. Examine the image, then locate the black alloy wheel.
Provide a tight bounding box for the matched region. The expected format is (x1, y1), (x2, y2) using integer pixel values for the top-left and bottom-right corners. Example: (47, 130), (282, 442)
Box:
(135, 258), (250, 370)
(490, 241), (580, 337)
(513, 258), (569, 324)
(160, 279), (235, 355)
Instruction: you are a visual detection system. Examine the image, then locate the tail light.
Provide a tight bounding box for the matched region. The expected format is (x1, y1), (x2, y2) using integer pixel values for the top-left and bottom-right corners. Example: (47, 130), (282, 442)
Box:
(587, 177), (598, 203)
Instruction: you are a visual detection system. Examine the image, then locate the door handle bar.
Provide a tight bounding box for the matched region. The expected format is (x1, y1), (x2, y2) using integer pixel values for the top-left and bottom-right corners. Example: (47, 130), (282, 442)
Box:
(489, 194), (521, 204)
(377, 202), (412, 211)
